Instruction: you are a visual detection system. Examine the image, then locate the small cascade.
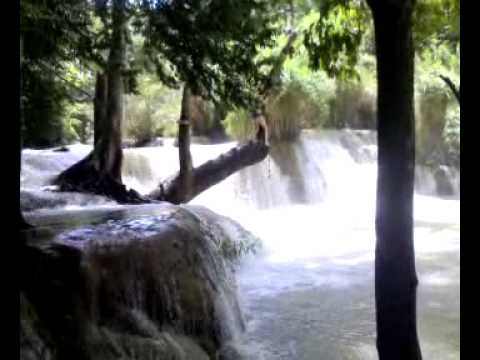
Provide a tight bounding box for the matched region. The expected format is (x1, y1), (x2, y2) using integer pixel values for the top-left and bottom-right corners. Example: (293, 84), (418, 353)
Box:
(21, 204), (261, 359)
(21, 130), (460, 213)
(20, 129), (460, 360)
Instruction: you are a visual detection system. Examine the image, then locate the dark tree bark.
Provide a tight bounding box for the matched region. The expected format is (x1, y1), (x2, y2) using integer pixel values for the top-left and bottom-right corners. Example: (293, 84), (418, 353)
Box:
(93, 72), (108, 147)
(177, 84), (194, 202)
(150, 140), (268, 204)
(53, 0), (145, 203)
(439, 74), (460, 105)
(367, 0), (422, 359)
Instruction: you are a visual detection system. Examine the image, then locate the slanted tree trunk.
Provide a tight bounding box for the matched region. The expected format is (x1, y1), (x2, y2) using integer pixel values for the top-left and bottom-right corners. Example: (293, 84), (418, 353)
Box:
(439, 75), (460, 105)
(53, 0), (144, 203)
(154, 32), (297, 204)
(367, 0), (422, 359)
(151, 141), (268, 204)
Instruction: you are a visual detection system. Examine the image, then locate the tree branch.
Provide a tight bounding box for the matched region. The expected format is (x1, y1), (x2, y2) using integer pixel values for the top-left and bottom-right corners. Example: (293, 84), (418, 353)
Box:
(150, 141), (269, 204)
(152, 30), (298, 205)
(439, 74), (460, 105)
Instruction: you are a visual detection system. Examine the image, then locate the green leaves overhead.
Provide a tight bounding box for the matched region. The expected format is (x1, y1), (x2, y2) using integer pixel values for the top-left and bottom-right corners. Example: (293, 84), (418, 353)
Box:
(303, 0), (367, 79)
(414, 0), (459, 52)
(139, 0), (280, 108)
(303, 0), (459, 80)
(21, 0), (101, 66)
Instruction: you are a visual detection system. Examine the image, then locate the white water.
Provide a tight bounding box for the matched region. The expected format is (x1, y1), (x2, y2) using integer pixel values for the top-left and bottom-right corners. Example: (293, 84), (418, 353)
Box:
(21, 129), (459, 359)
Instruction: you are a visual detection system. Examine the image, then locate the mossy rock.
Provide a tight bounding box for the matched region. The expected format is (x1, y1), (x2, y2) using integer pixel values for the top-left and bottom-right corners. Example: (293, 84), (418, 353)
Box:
(21, 204), (253, 359)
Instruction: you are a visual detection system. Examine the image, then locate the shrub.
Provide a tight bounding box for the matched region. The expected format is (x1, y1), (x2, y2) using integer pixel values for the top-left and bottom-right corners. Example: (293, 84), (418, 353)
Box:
(124, 96), (154, 145)
(124, 74), (182, 143)
(223, 70), (336, 142)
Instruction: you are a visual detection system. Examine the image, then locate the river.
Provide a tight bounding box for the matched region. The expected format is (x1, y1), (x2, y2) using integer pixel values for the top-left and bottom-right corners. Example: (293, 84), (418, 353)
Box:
(21, 129), (459, 359)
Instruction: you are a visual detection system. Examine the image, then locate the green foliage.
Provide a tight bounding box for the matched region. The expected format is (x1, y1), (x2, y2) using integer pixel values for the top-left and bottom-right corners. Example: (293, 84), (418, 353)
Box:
(63, 102), (93, 144)
(139, 0), (281, 108)
(20, 0), (98, 64)
(125, 96), (155, 145)
(20, 0), (460, 159)
(415, 43), (459, 101)
(21, 0), (99, 147)
(22, 69), (65, 148)
(224, 69), (336, 142)
(22, 59), (95, 147)
(268, 71), (335, 135)
(219, 233), (261, 262)
(303, 0), (368, 79)
(413, 0), (459, 51)
(330, 79), (376, 129)
(124, 73), (182, 143)
(223, 108), (254, 142)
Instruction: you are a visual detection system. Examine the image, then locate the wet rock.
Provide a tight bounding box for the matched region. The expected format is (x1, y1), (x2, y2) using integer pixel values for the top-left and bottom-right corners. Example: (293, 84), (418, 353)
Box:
(21, 204), (256, 359)
(20, 293), (55, 360)
(53, 146), (69, 152)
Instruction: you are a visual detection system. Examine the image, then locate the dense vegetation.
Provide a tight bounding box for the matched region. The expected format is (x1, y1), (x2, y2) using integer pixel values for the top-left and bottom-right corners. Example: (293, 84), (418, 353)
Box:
(20, 1), (459, 359)
(21, 1), (459, 171)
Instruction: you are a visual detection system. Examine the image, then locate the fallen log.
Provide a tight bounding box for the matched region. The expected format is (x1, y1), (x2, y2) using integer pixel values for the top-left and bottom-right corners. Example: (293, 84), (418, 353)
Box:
(150, 141), (269, 204)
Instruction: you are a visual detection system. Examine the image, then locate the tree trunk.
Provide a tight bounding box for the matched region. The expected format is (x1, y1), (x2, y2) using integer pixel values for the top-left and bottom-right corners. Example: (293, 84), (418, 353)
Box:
(53, 0), (145, 203)
(93, 72), (108, 146)
(367, 0), (422, 359)
(101, 0), (125, 183)
(176, 84), (194, 202)
(151, 140), (268, 204)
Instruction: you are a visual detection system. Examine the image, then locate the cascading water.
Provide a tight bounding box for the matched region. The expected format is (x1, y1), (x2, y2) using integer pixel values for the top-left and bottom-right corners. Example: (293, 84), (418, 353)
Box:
(21, 129), (459, 359)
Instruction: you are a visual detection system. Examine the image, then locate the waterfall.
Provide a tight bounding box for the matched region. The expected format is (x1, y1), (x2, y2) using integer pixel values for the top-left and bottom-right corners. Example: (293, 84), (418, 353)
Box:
(21, 129), (459, 213)
(20, 129), (459, 360)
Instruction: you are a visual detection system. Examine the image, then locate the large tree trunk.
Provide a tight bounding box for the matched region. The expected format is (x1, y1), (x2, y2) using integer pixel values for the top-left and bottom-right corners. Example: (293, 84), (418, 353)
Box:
(53, 0), (145, 203)
(93, 72), (108, 146)
(367, 0), (422, 359)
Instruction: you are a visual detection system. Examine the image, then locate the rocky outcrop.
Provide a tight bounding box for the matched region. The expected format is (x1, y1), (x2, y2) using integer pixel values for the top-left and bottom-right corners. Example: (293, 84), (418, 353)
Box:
(21, 204), (260, 359)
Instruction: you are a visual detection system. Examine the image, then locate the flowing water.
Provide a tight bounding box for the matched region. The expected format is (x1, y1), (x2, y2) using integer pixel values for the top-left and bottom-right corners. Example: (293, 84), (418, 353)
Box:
(21, 129), (459, 359)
